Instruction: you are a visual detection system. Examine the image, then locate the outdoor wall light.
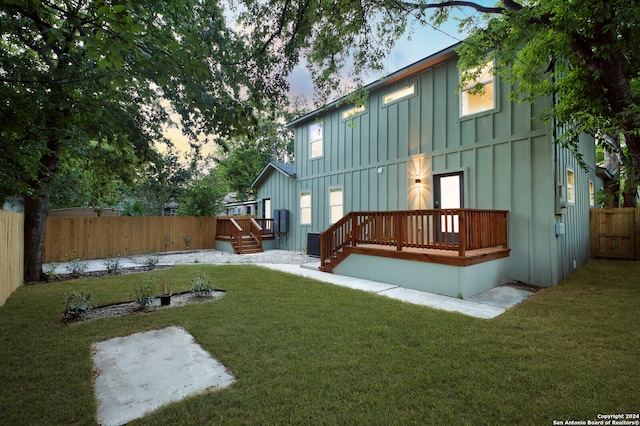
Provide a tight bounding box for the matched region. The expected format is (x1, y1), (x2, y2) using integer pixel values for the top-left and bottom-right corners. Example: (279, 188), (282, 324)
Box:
(414, 178), (422, 184)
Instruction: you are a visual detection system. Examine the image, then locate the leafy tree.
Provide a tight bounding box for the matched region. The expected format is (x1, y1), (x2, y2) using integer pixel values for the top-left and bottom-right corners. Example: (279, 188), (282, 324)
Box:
(241, 0), (640, 205)
(132, 152), (192, 216)
(216, 100), (307, 200)
(176, 170), (226, 216)
(1, 1), (283, 281)
(49, 140), (139, 209)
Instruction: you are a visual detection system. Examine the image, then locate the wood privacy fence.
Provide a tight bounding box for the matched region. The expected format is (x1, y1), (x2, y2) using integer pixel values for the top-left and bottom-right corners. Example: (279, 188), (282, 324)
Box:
(590, 208), (640, 261)
(0, 210), (24, 307)
(43, 216), (217, 263)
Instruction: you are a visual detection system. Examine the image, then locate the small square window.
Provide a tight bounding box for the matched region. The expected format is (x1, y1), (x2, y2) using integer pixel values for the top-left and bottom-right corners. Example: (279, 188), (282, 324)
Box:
(460, 60), (495, 116)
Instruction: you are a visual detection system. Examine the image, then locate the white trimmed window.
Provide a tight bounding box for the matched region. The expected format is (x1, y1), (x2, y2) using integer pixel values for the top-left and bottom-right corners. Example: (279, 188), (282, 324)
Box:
(460, 59), (495, 116)
(310, 123), (323, 159)
(329, 186), (343, 224)
(300, 191), (311, 225)
(383, 84), (415, 105)
(567, 169), (575, 203)
(589, 181), (595, 207)
(342, 105), (366, 120)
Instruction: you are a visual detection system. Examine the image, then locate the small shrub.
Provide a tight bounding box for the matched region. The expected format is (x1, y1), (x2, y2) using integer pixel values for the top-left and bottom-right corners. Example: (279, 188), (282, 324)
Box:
(134, 279), (155, 308)
(183, 235), (193, 249)
(63, 290), (95, 320)
(143, 251), (160, 268)
(190, 274), (215, 297)
(103, 254), (122, 273)
(42, 263), (59, 281)
(65, 258), (89, 277)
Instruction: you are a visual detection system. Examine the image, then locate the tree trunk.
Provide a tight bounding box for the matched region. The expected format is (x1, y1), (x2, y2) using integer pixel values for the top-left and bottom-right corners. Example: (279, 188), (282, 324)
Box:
(23, 193), (52, 283)
(622, 135), (640, 207)
(23, 136), (62, 283)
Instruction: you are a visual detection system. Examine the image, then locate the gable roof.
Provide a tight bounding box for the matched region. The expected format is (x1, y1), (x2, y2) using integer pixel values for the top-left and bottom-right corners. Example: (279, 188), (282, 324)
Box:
(251, 161), (296, 188)
(288, 42), (461, 127)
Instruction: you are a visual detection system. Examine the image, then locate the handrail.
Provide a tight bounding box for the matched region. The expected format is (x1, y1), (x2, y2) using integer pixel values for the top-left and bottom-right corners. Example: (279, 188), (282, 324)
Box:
(249, 218), (263, 246)
(320, 209), (508, 269)
(254, 218), (274, 235)
(229, 218), (243, 253)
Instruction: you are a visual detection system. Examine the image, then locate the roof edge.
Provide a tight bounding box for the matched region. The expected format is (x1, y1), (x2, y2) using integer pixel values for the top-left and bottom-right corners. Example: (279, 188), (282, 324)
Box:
(287, 42), (461, 127)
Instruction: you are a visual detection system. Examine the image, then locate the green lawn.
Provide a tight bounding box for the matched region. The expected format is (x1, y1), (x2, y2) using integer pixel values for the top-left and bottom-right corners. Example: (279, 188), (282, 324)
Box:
(0, 260), (638, 425)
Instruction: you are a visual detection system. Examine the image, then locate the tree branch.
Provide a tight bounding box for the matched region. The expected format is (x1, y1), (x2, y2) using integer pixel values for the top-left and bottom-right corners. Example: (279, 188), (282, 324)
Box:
(397, 0), (506, 14)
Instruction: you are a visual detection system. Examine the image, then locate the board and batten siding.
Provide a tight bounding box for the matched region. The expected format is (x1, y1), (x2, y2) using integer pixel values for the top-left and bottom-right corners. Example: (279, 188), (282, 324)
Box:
(258, 53), (599, 287)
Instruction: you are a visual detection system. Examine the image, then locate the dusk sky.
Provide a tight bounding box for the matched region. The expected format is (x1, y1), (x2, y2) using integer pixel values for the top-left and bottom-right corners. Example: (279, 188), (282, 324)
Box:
(165, 3), (493, 157)
(287, 4), (492, 107)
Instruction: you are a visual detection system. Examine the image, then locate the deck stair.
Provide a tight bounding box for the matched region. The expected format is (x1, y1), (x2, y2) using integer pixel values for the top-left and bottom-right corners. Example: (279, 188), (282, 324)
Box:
(232, 235), (263, 255)
(216, 217), (274, 255)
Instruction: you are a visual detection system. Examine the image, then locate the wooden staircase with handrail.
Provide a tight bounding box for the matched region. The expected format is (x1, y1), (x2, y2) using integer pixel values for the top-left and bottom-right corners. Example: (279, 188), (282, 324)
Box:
(216, 217), (274, 255)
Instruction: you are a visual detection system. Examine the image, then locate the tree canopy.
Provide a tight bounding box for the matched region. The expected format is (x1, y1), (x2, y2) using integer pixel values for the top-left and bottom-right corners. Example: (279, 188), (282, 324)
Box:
(1, 0), (286, 281)
(240, 0), (640, 204)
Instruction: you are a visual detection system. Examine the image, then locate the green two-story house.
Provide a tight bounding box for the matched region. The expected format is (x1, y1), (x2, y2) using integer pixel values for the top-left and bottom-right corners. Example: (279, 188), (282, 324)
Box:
(251, 42), (603, 297)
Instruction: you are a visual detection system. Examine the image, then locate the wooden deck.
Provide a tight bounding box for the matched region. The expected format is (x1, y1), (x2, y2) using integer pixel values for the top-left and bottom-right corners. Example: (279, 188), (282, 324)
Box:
(320, 209), (509, 272)
(345, 244), (510, 267)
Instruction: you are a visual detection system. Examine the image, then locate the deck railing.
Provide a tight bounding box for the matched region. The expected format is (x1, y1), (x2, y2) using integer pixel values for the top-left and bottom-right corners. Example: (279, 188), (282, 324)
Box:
(320, 209), (508, 269)
(216, 217), (274, 238)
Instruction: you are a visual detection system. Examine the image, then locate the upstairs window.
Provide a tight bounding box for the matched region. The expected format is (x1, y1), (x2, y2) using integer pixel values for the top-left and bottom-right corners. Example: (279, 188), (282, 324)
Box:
(342, 105), (366, 120)
(310, 123), (323, 159)
(383, 84), (415, 105)
(567, 169), (575, 204)
(460, 60), (495, 116)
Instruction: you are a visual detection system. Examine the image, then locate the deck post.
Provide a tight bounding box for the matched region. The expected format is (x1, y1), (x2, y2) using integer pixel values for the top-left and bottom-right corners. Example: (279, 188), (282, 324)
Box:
(458, 210), (466, 257)
(396, 211), (403, 251)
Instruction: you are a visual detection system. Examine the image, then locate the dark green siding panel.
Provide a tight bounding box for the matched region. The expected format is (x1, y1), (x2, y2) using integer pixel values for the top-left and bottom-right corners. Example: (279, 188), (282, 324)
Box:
(398, 162), (409, 210)
(511, 99), (531, 136)
(509, 138), (532, 284)
(476, 115), (493, 142)
(361, 112), (370, 167)
(493, 143), (511, 209)
(433, 64), (447, 152)
(446, 61), (461, 149)
(387, 103), (398, 162)
(461, 119), (475, 145)
(476, 146), (493, 209)
(360, 169), (369, 211)
(460, 149), (475, 206)
(398, 100), (409, 159)
(446, 152), (460, 169)
(409, 95), (421, 156)
(432, 154), (445, 173)
(531, 135), (555, 285)
(387, 163), (398, 210)
(420, 71), (434, 154)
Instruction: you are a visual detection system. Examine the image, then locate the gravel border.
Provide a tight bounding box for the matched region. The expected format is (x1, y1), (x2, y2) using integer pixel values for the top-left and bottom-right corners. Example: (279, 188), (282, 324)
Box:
(130, 249), (318, 266)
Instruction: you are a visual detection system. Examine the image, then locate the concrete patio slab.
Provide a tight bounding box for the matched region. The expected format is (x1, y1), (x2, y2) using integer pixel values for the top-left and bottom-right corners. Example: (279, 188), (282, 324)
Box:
(93, 326), (234, 426)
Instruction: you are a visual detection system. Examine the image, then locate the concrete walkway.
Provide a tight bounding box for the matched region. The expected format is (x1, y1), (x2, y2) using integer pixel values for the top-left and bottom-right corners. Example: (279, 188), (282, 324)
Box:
(258, 262), (533, 319)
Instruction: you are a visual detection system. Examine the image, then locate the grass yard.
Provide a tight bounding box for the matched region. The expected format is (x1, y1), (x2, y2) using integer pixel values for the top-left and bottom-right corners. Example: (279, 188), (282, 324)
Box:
(0, 260), (638, 425)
